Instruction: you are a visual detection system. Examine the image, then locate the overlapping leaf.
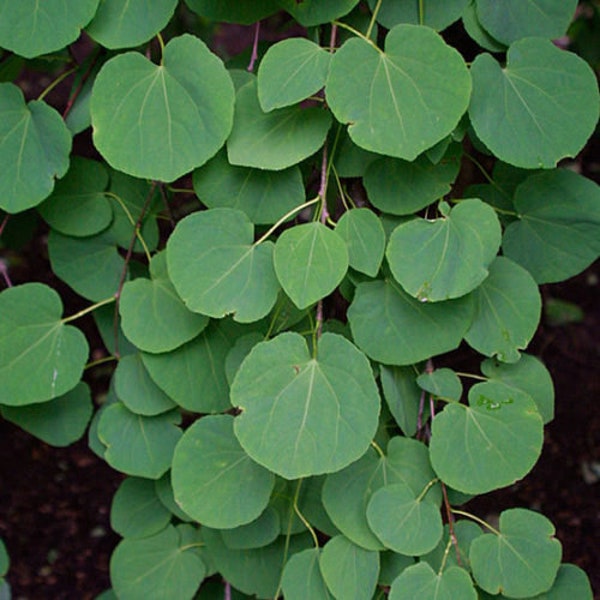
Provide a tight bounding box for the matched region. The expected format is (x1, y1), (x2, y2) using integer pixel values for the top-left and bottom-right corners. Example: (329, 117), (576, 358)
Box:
(386, 199), (501, 301)
(281, 548), (332, 600)
(0, 283), (88, 406)
(119, 252), (208, 352)
(369, 0), (468, 31)
(502, 170), (600, 284)
(193, 150), (305, 225)
(220, 508), (280, 550)
(0, 83), (71, 213)
(92, 34), (234, 181)
(86, 0), (178, 49)
(279, 0), (360, 26)
(348, 279), (473, 365)
(0, 0), (99, 57)
(470, 509), (562, 598)
(326, 24), (471, 160)
(171, 415), (275, 529)
(274, 222), (349, 309)
(469, 38), (600, 168)
(167, 209), (279, 322)
(227, 80), (332, 170)
(430, 381), (544, 494)
(183, 0), (279, 24)
(464, 257), (541, 363)
(380, 366), (421, 436)
(417, 368), (462, 402)
(231, 332), (380, 479)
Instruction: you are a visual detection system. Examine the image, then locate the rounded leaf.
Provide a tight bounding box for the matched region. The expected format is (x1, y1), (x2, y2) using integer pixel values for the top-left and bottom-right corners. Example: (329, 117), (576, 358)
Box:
(220, 507), (280, 550)
(348, 279), (473, 365)
(0, 283), (88, 406)
(0, 83), (71, 213)
(464, 257), (541, 363)
(110, 525), (205, 600)
(92, 34), (234, 181)
(172, 415), (275, 529)
(387, 199), (501, 301)
(470, 508), (562, 598)
(167, 209), (280, 322)
(469, 38), (600, 169)
(231, 332), (380, 479)
(281, 548), (333, 600)
(326, 25), (471, 160)
(430, 381), (544, 494)
(274, 222), (349, 310)
(86, 0), (178, 49)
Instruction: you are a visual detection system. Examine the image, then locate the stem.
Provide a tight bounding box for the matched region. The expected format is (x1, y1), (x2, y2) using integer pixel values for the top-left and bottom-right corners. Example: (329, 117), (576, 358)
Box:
(371, 440), (385, 459)
(319, 144), (329, 224)
(273, 487), (296, 600)
(112, 182), (157, 357)
(332, 21), (382, 53)
(62, 296), (116, 324)
(419, 0), (425, 25)
(225, 581), (231, 600)
(253, 197), (320, 246)
(0, 259), (12, 288)
(37, 67), (78, 101)
(0, 213), (9, 237)
(438, 537), (454, 575)
(416, 477), (440, 503)
(455, 371), (488, 382)
(85, 355), (118, 370)
(451, 509), (501, 536)
(247, 21), (261, 72)
(463, 152), (516, 213)
(440, 481), (463, 567)
(366, 0), (383, 40)
(293, 479), (319, 548)
(156, 32), (165, 60)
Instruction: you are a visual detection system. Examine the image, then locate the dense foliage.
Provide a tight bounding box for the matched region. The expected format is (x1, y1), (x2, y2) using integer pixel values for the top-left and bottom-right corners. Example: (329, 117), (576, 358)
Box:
(0, 1), (599, 598)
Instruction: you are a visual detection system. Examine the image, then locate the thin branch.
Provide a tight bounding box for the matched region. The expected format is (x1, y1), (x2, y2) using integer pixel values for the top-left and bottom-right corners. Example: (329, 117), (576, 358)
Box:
(247, 21), (261, 72)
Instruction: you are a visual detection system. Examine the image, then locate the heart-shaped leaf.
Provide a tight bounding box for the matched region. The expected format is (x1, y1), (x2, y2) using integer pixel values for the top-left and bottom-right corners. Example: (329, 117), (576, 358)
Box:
(469, 38), (599, 168)
(470, 508), (562, 598)
(231, 332), (380, 479)
(92, 34), (234, 181)
(430, 381), (544, 494)
(326, 24), (471, 160)
(281, 548), (333, 600)
(0, 83), (71, 213)
(167, 208), (280, 322)
(0, 283), (88, 406)
(172, 415), (275, 529)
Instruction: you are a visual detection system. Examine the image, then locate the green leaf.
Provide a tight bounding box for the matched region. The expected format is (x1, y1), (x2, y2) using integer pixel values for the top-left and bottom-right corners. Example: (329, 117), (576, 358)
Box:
(335, 208), (386, 277)
(114, 354), (177, 416)
(231, 332), (380, 479)
(430, 381), (544, 494)
(1, 382), (92, 446)
(326, 25), (471, 161)
(389, 562), (477, 600)
(363, 145), (462, 215)
(387, 199), (501, 301)
(366, 483), (443, 555)
(369, 0), (469, 31)
(220, 507), (280, 550)
(469, 38), (600, 169)
(279, 0), (360, 26)
(154, 472), (193, 523)
(91, 34), (234, 181)
(0, 283), (88, 406)
(120, 252), (209, 352)
(462, 1), (506, 53)
(526, 564), (593, 600)
(274, 222), (349, 309)
(320, 536), (379, 600)
(322, 437), (439, 551)
(110, 525), (205, 600)
(37, 157), (111, 237)
(110, 477), (172, 539)
(416, 368), (463, 402)
(225, 333), (264, 386)
(142, 321), (237, 413)
(172, 415), (275, 529)
(86, 0), (178, 49)
(502, 170), (600, 284)
(379, 552), (415, 586)
(0, 0), (99, 58)
(481, 354), (554, 424)
(167, 209), (280, 322)
(183, 0), (279, 24)
(475, 0), (578, 44)
(464, 257), (541, 363)
(281, 548), (333, 600)
(380, 365), (421, 436)
(348, 279), (473, 365)
(0, 539), (8, 578)
(98, 403), (182, 479)
(257, 38), (331, 112)
(193, 150), (305, 225)
(48, 229), (126, 302)
(0, 83), (71, 213)
(227, 80), (332, 170)
(470, 508), (562, 598)
(203, 528), (312, 598)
